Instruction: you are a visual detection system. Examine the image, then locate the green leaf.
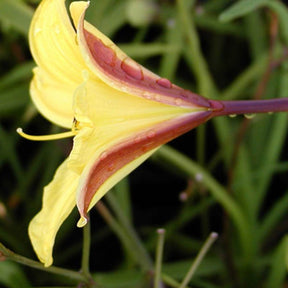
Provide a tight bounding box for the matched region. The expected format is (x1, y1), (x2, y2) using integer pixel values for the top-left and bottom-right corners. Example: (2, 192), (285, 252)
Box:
(264, 236), (288, 288)
(0, 0), (33, 36)
(0, 261), (31, 288)
(219, 0), (270, 22)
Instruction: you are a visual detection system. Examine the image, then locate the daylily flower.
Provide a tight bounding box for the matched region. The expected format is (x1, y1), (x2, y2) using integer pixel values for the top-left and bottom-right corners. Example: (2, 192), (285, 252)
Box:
(19, 0), (288, 267)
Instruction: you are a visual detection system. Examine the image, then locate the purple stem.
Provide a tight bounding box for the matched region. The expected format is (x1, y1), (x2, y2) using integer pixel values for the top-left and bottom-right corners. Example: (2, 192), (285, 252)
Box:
(209, 98), (288, 117)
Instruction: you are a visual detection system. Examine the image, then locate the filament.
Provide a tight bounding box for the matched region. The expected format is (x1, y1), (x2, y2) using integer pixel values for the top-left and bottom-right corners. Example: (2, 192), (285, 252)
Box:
(17, 128), (77, 141)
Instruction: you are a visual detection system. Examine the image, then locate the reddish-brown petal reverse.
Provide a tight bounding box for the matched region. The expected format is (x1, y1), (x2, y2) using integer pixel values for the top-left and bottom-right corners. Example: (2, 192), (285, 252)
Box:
(83, 29), (210, 110)
(78, 110), (213, 219)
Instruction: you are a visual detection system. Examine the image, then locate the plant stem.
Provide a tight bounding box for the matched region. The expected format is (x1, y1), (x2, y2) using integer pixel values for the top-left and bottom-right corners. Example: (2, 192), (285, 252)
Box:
(0, 242), (86, 283)
(154, 229), (165, 288)
(210, 98), (288, 116)
(176, 0), (216, 97)
(152, 145), (251, 263)
(81, 220), (91, 279)
(179, 232), (218, 288)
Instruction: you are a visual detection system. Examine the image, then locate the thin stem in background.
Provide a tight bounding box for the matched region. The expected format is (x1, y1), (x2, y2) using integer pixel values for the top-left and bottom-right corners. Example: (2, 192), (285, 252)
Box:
(154, 229), (165, 288)
(152, 145), (252, 263)
(81, 220), (91, 279)
(179, 232), (218, 288)
(176, 0), (216, 97)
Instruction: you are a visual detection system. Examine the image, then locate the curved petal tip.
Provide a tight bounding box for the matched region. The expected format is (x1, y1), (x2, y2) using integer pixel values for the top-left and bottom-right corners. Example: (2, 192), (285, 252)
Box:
(77, 216), (88, 228)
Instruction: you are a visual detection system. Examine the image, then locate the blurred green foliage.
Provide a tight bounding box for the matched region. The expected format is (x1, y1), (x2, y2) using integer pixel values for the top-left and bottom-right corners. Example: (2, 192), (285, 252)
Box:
(0, 0), (288, 287)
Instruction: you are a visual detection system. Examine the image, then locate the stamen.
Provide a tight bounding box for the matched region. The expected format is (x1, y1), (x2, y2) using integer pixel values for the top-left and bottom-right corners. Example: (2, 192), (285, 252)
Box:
(17, 128), (77, 141)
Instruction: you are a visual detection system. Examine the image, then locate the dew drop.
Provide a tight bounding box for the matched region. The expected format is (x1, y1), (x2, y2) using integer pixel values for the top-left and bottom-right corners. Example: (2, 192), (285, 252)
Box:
(34, 27), (42, 36)
(156, 78), (172, 89)
(100, 151), (108, 160)
(142, 92), (152, 100)
(107, 163), (115, 172)
(155, 95), (161, 101)
(174, 98), (182, 106)
(244, 114), (256, 119)
(121, 58), (143, 80)
(82, 69), (89, 81)
(134, 135), (142, 144)
(134, 136), (141, 144)
(195, 173), (203, 182)
(54, 24), (60, 34)
(229, 114), (237, 118)
(180, 90), (190, 99)
(147, 129), (156, 139)
(100, 44), (117, 66)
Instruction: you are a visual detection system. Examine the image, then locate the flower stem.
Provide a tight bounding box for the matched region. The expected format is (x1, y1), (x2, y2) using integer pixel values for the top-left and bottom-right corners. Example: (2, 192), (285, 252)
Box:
(81, 220), (91, 279)
(0, 242), (86, 283)
(154, 229), (165, 288)
(152, 146), (251, 263)
(210, 98), (288, 117)
(179, 232), (218, 288)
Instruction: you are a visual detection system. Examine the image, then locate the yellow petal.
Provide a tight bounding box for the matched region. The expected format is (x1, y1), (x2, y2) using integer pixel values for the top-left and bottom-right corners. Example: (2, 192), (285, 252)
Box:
(28, 160), (78, 267)
(70, 1), (211, 110)
(75, 110), (212, 223)
(29, 0), (91, 128)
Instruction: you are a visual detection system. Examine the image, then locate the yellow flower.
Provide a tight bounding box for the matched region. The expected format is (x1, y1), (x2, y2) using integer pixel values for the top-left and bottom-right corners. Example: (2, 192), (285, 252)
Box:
(20, 0), (219, 267)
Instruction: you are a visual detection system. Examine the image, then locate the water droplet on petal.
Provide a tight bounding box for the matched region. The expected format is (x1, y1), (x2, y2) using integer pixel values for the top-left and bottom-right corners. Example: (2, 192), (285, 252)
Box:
(180, 90), (190, 99)
(142, 92), (152, 100)
(107, 163), (115, 172)
(34, 27), (42, 36)
(174, 98), (182, 106)
(147, 129), (156, 139)
(100, 44), (117, 66)
(134, 135), (142, 144)
(82, 69), (89, 81)
(156, 78), (172, 89)
(244, 114), (255, 119)
(54, 24), (60, 34)
(154, 95), (161, 101)
(121, 58), (143, 80)
(100, 151), (108, 160)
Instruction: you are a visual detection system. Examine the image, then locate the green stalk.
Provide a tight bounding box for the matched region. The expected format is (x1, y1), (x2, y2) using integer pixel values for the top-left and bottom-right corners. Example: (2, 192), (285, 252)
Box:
(152, 145), (252, 262)
(179, 232), (218, 288)
(81, 220), (91, 279)
(0, 242), (87, 283)
(154, 229), (166, 288)
(176, 0), (216, 97)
